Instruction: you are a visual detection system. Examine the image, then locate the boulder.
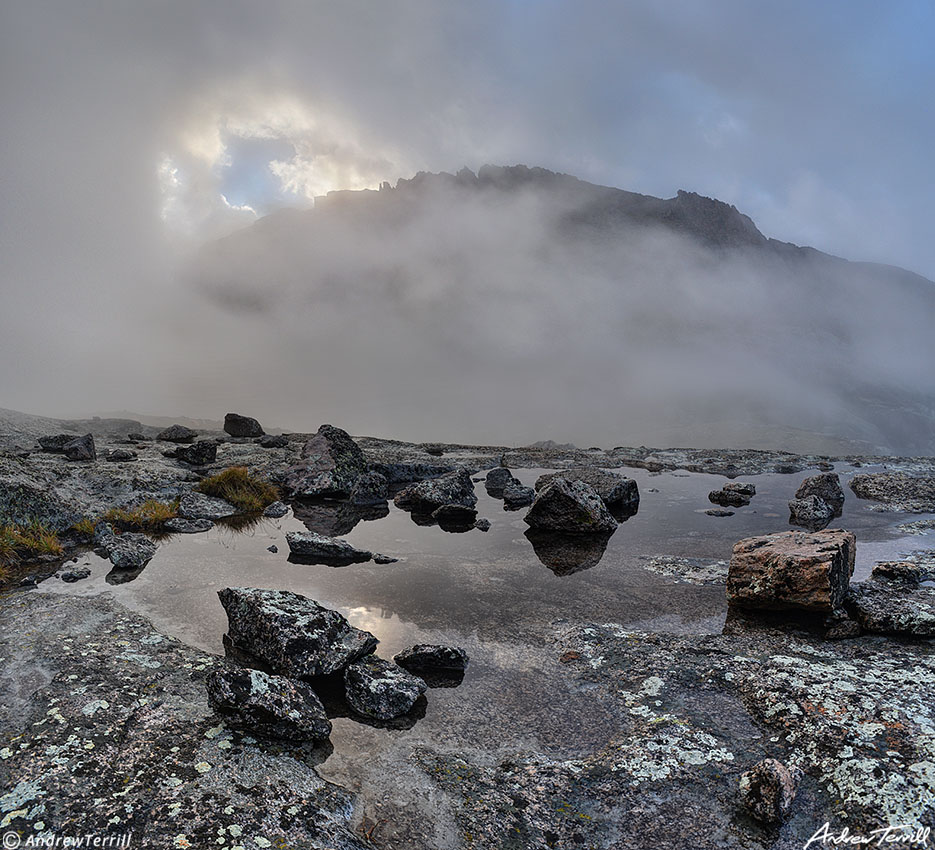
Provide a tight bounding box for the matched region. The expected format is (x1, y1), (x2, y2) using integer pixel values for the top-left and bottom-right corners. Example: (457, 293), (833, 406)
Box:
(349, 471), (389, 506)
(788, 495), (834, 529)
(484, 467), (515, 497)
(97, 532), (158, 571)
(534, 468), (640, 513)
(524, 478), (617, 534)
(205, 665), (331, 741)
(395, 469), (477, 514)
(157, 424), (197, 443)
(738, 758), (798, 824)
(218, 587), (378, 678)
(63, 434), (96, 461)
(175, 440), (218, 466)
(262, 501), (289, 518)
(423, 444), (446, 457)
(282, 424), (368, 499)
(708, 489), (750, 508)
(723, 482), (756, 497)
(38, 434), (79, 452)
(164, 517), (214, 534)
(105, 449), (137, 462)
(224, 413), (265, 438)
(845, 581), (935, 637)
(127, 432), (149, 441)
(258, 434), (288, 448)
(871, 560), (933, 584)
(178, 493), (237, 520)
(394, 644), (468, 673)
(60, 566), (91, 583)
(795, 472), (845, 513)
(502, 480), (535, 510)
(285, 531), (372, 565)
(344, 655), (426, 720)
(474, 518), (491, 532)
(727, 529), (855, 614)
(849, 472), (935, 512)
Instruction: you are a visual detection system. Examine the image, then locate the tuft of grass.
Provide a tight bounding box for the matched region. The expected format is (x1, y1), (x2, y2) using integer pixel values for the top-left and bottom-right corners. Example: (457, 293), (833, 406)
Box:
(104, 499), (179, 532)
(70, 517), (98, 538)
(196, 466), (279, 513)
(1, 521), (64, 569)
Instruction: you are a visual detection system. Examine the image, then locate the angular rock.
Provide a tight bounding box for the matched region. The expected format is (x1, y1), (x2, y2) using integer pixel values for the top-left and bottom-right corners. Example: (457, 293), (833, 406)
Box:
(722, 482), (756, 497)
(224, 412), (265, 438)
(395, 469), (477, 514)
(502, 480), (535, 510)
(344, 655), (426, 720)
(474, 518), (491, 532)
(105, 448), (137, 462)
(267, 544), (278, 553)
(871, 560), (934, 584)
(205, 665), (331, 741)
(63, 433), (96, 461)
(849, 472), (935, 512)
(127, 432), (149, 441)
(372, 553), (398, 564)
(727, 529), (855, 614)
(394, 644), (469, 673)
(534, 468), (640, 513)
(788, 495), (834, 529)
(97, 532), (158, 570)
(176, 440), (218, 465)
(738, 758), (798, 824)
(349, 471), (389, 506)
(38, 433), (79, 452)
(524, 478), (617, 534)
(431, 503), (478, 527)
(705, 509), (734, 517)
(283, 424), (368, 499)
(178, 492), (237, 520)
(258, 434), (288, 448)
(263, 500), (289, 518)
(285, 531), (372, 565)
(708, 489), (750, 508)
(795, 472), (844, 513)
(164, 517), (214, 534)
(157, 424), (197, 443)
(845, 581), (935, 637)
(60, 566), (91, 583)
(484, 466), (515, 497)
(218, 587), (378, 678)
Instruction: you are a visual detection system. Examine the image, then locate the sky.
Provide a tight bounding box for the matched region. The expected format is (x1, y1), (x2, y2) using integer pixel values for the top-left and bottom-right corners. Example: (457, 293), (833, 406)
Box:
(1, 0), (934, 436)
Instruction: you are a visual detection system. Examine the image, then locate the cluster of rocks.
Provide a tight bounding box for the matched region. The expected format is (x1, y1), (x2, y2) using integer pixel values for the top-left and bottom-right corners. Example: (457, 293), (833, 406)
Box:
(787, 472), (845, 529)
(707, 481), (755, 512)
(211, 587), (467, 736)
(38, 432), (97, 461)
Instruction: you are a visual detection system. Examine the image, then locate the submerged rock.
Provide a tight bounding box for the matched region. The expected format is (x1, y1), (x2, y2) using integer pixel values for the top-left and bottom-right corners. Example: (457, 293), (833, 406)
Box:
(524, 478), (617, 534)
(63, 433), (96, 461)
(795, 472), (844, 513)
(218, 587), (378, 678)
(788, 494), (834, 529)
(845, 580), (935, 637)
(164, 517), (214, 534)
(224, 412), (264, 438)
(205, 665), (331, 741)
(738, 758), (798, 824)
(534, 467), (640, 513)
(344, 655), (427, 720)
(283, 424), (368, 499)
(176, 440), (218, 466)
(285, 530), (372, 565)
(157, 424), (197, 443)
(178, 492), (237, 520)
(395, 469), (477, 514)
(727, 529), (855, 614)
(97, 531), (158, 570)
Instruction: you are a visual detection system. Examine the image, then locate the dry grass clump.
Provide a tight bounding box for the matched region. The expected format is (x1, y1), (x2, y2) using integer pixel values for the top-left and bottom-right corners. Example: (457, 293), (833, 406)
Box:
(195, 466), (279, 513)
(70, 517), (98, 538)
(0, 521), (64, 569)
(104, 499), (178, 532)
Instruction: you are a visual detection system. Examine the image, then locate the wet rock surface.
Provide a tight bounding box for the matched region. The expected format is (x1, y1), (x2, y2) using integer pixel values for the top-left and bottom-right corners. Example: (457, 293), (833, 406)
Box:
(524, 477), (617, 534)
(343, 655), (427, 720)
(218, 587), (378, 678)
(285, 531), (373, 565)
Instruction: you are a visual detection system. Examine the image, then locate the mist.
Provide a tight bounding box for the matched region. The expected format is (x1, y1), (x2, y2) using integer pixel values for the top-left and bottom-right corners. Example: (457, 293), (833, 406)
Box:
(1, 2), (933, 453)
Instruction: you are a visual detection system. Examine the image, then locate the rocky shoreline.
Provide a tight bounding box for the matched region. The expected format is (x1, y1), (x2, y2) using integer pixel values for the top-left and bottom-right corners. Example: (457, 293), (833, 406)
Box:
(1, 410), (934, 847)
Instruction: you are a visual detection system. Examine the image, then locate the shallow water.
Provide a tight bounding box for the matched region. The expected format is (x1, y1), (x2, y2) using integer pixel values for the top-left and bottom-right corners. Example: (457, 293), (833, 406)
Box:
(46, 462), (933, 821)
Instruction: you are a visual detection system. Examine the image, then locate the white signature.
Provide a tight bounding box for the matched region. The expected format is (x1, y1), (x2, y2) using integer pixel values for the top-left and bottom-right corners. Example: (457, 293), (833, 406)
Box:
(805, 823), (932, 848)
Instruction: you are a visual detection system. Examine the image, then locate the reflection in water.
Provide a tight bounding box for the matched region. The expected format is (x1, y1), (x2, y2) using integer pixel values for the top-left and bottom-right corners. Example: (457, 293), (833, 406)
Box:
(105, 564), (147, 585)
(293, 499), (389, 536)
(524, 529), (613, 575)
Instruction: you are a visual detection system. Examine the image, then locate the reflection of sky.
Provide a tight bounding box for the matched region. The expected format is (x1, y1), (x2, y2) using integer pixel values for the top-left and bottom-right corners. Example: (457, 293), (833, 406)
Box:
(220, 136), (296, 213)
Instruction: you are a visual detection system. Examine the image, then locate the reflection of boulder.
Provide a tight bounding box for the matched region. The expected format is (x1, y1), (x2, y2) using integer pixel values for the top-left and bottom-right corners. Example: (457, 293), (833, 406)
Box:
(105, 564), (147, 585)
(524, 528), (613, 576)
(292, 499), (388, 536)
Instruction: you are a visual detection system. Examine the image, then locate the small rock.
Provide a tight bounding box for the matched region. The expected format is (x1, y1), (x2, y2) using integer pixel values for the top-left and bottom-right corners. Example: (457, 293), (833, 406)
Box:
(206, 665), (331, 741)
(708, 489), (750, 508)
(344, 655), (426, 720)
(267, 544), (278, 553)
(105, 449), (137, 462)
(474, 518), (491, 532)
(224, 413), (265, 438)
(705, 509), (734, 517)
(176, 440), (218, 465)
(373, 553), (398, 564)
(157, 424), (198, 443)
(61, 567), (91, 583)
(739, 758), (798, 824)
(164, 517), (214, 534)
(788, 494), (834, 529)
(394, 644), (468, 673)
(98, 532), (158, 570)
(262, 501), (289, 518)
(723, 482), (756, 497)
(63, 434), (96, 461)
(524, 478), (617, 534)
(258, 434), (288, 448)
(285, 531), (372, 564)
(178, 493), (237, 520)
(503, 480), (535, 510)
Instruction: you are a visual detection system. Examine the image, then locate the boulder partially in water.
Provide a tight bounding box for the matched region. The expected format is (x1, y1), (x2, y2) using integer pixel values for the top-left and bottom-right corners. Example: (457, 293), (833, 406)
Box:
(849, 472), (935, 512)
(708, 488), (750, 508)
(178, 492), (237, 520)
(283, 424), (368, 499)
(524, 478), (617, 534)
(534, 467), (639, 513)
(97, 531), (158, 571)
(395, 644), (469, 673)
(394, 469), (477, 514)
(285, 530), (372, 565)
(484, 466), (515, 497)
(344, 655), (426, 720)
(795, 472), (844, 513)
(788, 494), (834, 530)
(218, 587), (378, 678)
(503, 480), (535, 510)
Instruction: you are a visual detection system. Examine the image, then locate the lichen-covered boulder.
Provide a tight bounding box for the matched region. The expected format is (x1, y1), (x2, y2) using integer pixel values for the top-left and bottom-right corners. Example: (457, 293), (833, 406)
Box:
(727, 529), (855, 614)
(708, 488), (750, 508)
(344, 655), (426, 719)
(63, 433), (96, 461)
(845, 581), (935, 637)
(795, 472), (844, 513)
(849, 472), (935, 512)
(176, 440), (218, 465)
(282, 424), (368, 499)
(738, 758), (798, 823)
(157, 424), (198, 443)
(394, 644), (468, 673)
(97, 532), (158, 570)
(224, 412), (264, 438)
(218, 587), (377, 678)
(524, 478), (617, 534)
(205, 665), (331, 741)
(534, 468), (639, 511)
(38, 433), (79, 452)
(394, 469), (477, 514)
(285, 531), (372, 564)
(262, 500), (289, 518)
(503, 480), (535, 510)
(349, 471), (389, 506)
(788, 494), (834, 529)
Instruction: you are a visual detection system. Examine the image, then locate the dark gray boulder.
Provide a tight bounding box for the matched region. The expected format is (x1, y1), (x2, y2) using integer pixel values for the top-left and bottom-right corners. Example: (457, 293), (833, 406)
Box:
(524, 478), (617, 534)
(795, 473), (845, 513)
(788, 494), (834, 529)
(178, 493), (237, 520)
(845, 580), (935, 637)
(349, 471), (389, 506)
(534, 468), (639, 513)
(705, 509), (735, 517)
(344, 655), (426, 720)
(38, 433), (79, 452)
(738, 758), (798, 824)
(285, 531), (372, 565)
(60, 566), (91, 583)
(63, 433), (96, 461)
(205, 665), (331, 741)
(176, 440), (218, 465)
(723, 482), (756, 497)
(871, 560), (934, 584)
(217, 587), (378, 678)
(394, 469), (477, 514)
(474, 518), (491, 532)
(708, 489), (750, 508)
(164, 517), (214, 534)
(105, 448), (137, 462)
(502, 480), (535, 510)
(484, 466), (515, 497)
(263, 500), (289, 518)
(97, 532), (157, 570)
(157, 424), (197, 443)
(224, 413), (265, 438)
(258, 434), (288, 448)
(394, 644), (468, 673)
(282, 424), (368, 499)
